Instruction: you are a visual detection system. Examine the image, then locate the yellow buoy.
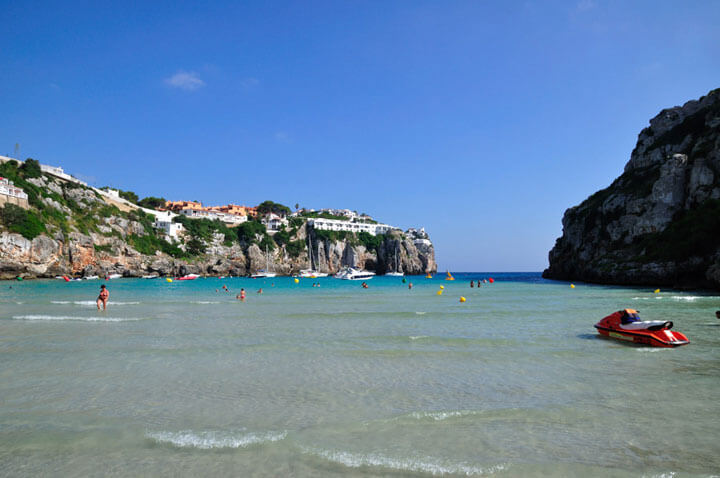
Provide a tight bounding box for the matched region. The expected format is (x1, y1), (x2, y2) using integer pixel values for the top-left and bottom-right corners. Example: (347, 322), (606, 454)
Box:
(436, 290), (443, 295)
(570, 284), (575, 289)
(166, 278), (172, 283)
(440, 285), (444, 289)
(459, 296), (466, 303)
(294, 278), (299, 284)
(654, 289), (660, 293)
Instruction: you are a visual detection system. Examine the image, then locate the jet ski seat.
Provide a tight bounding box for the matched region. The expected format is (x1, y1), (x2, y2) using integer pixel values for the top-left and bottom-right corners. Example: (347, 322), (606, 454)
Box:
(619, 320), (673, 331)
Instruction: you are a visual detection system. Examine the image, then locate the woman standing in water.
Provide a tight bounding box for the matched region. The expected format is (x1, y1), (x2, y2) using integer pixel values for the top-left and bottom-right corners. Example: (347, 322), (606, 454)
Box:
(96, 285), (109, 310)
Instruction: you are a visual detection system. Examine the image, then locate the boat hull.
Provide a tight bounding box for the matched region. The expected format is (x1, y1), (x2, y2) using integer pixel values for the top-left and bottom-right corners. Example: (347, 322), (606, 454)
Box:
(594, 310), (689, 348)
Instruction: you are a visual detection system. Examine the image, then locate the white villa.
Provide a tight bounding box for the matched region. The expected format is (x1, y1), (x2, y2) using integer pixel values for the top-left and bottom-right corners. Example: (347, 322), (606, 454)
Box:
(153, 216), (185, 241)
(262, 213), (288, 233)
(0, 177), (29, 208)
(178, 208), (248, 225)
(308, 217), (399, 236)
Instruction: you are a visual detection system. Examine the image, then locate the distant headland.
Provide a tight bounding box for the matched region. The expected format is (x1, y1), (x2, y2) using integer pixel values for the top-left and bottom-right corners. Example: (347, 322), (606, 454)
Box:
(544, 88), (720, 290)
(0, 156), (437, 279)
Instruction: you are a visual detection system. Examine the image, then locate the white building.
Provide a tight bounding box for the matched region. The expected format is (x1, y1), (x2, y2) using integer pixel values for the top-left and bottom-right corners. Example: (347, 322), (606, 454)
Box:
(39, 164), (87, 186)
(179, 208), (248, 225)
(308, 218), (399, 236)
(0, 177), (29, 201)
(262, 213), (288, 232)
(154, 219), (185, 241)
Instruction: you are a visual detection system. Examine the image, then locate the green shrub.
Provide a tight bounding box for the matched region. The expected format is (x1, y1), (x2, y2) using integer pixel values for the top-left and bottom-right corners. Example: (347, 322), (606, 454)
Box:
(256, 200), (291, 217)
(0, 204), (46, 239)
(137, 196), (166, 209)
(19, 158), (42, 178)
(288, 217), (304, 228)
(259, 234), (276, 251)
(94, 244), (113, 253)
(236, 219), (266, 244)
(273, 228), (290, 247)
(358, 232), (385, 251)
(286, 239), (305, 258)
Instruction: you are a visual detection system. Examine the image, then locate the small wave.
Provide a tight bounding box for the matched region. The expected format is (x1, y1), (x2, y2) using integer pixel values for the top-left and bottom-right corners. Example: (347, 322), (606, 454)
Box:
(191, 301), (220, 304)
(147, 430), (287, 449)
(669, 296), (701, 302)
(408, 410), (477, 421)
(635, 348), (668, 353)
(12, 315), (143, 322)
(50, 300), (141, 306)
(415, 311), (427, 315)
(409, 336), (429, 341)
(302, 447), (507, 476)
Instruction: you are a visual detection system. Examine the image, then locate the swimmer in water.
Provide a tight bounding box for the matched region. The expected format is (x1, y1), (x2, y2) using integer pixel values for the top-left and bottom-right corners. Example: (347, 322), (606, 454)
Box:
(257, 288), (263, 294)
(96, 284), (109, 311)
(240, 288), (246, 301)
(408, 282), (413, 290)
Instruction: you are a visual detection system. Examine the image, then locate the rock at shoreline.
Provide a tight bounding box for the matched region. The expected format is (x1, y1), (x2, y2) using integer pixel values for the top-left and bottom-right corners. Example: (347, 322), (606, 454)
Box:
(543, 88), (720, 289)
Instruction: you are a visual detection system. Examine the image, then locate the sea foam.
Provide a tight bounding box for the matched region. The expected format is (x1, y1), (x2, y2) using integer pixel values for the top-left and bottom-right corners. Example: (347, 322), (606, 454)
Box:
(147, 430), (287, 449)
(12, 315), (144, 322)
(50, 300), (140, 306)
(302, 447), (507, 476)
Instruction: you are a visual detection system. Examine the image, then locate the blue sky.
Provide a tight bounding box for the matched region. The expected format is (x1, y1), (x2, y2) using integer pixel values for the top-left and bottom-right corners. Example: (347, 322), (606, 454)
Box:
(2, 1), (718, 271)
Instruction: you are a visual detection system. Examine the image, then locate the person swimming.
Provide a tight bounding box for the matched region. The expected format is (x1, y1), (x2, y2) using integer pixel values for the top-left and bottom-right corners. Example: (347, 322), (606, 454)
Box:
(240, 288), (246, 301)
(96, 284), (109, 310)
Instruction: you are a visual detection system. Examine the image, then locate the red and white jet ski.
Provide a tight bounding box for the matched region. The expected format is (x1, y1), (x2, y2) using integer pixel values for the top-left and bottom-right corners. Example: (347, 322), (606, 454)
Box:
(594, 309), (689, 348)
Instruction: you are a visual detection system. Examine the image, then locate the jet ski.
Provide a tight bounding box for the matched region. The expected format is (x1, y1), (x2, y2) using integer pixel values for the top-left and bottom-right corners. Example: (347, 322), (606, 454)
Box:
(594, 309), (689, 347)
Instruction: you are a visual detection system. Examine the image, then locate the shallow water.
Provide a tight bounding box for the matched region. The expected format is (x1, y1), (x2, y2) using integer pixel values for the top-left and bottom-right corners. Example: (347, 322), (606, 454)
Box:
(1, 273), (719, 477)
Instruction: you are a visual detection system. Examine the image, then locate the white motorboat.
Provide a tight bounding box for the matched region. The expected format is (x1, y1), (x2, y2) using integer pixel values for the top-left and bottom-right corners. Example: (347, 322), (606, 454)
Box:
(107, 273), (122, 279)
(334, 267), (376, 280)
(142, 274), (159, 279)
(84, 275), (99, 280)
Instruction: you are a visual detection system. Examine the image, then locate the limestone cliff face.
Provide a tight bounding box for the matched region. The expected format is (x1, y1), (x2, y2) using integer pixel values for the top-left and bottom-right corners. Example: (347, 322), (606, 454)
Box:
(1, 218), (436, 279)
(544, 88), (720, 289)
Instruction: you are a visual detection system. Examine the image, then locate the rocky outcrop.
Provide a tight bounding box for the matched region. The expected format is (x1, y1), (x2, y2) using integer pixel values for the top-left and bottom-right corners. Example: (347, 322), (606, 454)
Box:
(1, 223), (436, 279)
(544, 89), (720, 289)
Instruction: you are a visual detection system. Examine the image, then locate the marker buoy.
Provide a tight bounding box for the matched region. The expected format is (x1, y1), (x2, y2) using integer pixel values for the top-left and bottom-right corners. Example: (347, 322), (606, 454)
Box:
(570, 284), (575, 289)
(488, 278), (494, 283)
(459, 296), (466, 303)
(294, 278), (299, 284)
(439, 285), (444, 290)
(166, 278), (173, 283)
(654, 289), (660, 294)
(436, 290), (443, 296)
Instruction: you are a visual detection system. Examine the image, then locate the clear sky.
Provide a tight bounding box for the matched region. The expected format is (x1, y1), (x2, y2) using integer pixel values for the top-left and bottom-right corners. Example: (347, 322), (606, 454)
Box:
(2, 1), (718, 271)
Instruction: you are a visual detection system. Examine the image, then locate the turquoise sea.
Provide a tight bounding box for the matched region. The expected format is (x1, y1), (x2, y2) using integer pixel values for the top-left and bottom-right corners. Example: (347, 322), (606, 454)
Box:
(1, 273), (719, 477)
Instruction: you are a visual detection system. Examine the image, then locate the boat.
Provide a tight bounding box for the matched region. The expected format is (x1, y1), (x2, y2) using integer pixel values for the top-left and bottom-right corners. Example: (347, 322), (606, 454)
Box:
(299, 235), (328, 278)
(175, 273), (199, 281)
(385, 244), (404, 277)
(84, 275), (99, 280)
(142, 274), (159, 279)
(445, 270), (455, 281)
(594, 309), (690, 348)
(107, 274), (123, 280)
(334, 267), (376, 280)
(251, 246), (277, 278)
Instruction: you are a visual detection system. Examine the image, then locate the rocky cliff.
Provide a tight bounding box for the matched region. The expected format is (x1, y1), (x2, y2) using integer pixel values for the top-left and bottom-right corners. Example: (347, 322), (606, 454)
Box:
(0, 163), (436, 279)
(544, 88), (720, 289)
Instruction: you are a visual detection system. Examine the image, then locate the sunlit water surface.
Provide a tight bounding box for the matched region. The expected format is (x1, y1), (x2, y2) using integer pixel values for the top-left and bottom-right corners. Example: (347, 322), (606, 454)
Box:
(1, 273), (719, 477)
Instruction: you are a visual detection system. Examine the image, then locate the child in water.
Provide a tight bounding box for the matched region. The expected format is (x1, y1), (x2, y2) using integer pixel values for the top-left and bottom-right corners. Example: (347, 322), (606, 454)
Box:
(96, 285), (109, 310)
(236, 288), (246, 301)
